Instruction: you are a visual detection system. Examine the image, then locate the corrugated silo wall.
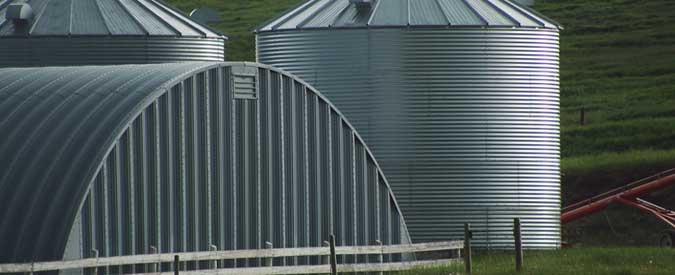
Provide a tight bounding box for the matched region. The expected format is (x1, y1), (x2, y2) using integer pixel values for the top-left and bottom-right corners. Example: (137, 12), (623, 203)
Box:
(257, 28), (561, 249)
(0, 38), (225, 67)
(64, 64), (409, 272)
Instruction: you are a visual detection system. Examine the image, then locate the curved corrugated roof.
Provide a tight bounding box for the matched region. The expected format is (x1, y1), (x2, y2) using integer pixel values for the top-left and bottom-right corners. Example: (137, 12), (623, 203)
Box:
(0, 0), (226, 38)
(0, 62), (409, 263)
(255, 0), (561, 32)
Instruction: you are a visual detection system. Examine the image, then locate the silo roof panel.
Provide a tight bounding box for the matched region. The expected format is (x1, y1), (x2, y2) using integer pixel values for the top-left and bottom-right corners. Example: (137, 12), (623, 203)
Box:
(410, 0), (448, 26)
(255, 0), (561, 32)
(302, 0), (350, 28)
(275, 0), (333, 30)
(28, 0), (72, 35)
(119, 0), (176, 36)
(96, 0), (146, 35)
(487, 0), (541, 27)
(333, 2), (371, 27)
(70, 0), (111, 35)
(369, 0), (408, 26)
(0, 0), (225, 38)
(464, 0), (516, 26)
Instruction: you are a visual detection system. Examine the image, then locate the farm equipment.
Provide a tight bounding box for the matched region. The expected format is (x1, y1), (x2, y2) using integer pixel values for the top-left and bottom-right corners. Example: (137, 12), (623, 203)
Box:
(562, 169), (675, 247)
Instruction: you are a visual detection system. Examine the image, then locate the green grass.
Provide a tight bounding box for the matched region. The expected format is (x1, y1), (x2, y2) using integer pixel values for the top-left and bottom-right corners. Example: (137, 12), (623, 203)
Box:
(536, 0), (675, 166)
(400, 248), (675, 275)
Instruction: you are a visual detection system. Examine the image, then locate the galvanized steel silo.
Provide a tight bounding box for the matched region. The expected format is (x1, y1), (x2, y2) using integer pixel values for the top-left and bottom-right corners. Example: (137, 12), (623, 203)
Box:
(0, 0), (226, 67)
(257, 0), (561, 249)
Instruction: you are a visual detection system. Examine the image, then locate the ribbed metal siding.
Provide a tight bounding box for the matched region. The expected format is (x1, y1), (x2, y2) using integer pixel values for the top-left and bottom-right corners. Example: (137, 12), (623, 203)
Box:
(0, 38), (225, 67)
(65, 63), (409, 271)
(257, 28), (560, 249)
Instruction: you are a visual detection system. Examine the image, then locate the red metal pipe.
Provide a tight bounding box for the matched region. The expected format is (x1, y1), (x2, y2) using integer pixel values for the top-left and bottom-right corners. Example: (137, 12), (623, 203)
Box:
(561, 171), (675, 225)
(616, 197), (675, 229)
(620, 174), (675, 199)
(563, 169), (675, 213)
(561, 197), (614, 224)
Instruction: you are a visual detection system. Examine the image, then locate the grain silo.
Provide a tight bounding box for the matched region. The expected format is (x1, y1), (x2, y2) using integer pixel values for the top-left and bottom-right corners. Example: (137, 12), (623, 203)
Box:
(0, 0), (226, 67)
(257, 0), (562, 249)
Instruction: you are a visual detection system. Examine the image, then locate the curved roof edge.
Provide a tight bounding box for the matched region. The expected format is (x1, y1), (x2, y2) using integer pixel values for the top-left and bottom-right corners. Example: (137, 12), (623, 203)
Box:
(254, 0), (562, 33)
(0, 61), (410, 262)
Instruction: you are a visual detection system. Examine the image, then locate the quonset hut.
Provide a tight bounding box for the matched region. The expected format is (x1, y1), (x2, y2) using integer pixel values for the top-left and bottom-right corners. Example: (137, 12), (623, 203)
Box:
(257, 0), (562, 248)
(0, 62), (411, 268)
(0, 0), (226, 67)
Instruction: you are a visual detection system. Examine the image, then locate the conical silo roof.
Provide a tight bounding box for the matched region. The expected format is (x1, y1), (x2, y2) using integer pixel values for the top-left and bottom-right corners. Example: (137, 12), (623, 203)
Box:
(0, 0), (225, 38)
(0, 0), (227, 67)
(256, 0), (561, 32)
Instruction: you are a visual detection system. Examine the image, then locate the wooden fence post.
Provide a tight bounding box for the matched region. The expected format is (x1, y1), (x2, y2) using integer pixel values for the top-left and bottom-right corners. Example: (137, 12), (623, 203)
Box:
(148, 246), (158, 273)
(265, 242), (274, 267)
(173, 255), (180, 275)
(322, 241), (330, 265)
(329, 234), (337, 275)
(90, 249), (99, 275)
(580, 107), (586, 126)
(375, 240), (384, 275)
(514, 218), (523, 272)
(464, 223), (472, 274)
(209, 245), (218, 269)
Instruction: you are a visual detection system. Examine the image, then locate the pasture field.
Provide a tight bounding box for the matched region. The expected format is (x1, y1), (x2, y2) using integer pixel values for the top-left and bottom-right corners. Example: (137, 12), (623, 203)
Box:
(403, 247), (675, 275)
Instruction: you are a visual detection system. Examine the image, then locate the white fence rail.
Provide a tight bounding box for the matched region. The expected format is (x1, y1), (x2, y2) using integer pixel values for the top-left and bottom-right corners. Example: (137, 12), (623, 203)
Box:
(0, 239), (463, 274)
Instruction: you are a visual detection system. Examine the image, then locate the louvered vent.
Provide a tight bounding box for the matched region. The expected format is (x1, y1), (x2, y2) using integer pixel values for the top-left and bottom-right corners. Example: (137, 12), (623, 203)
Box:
(232, 67), (258, 99)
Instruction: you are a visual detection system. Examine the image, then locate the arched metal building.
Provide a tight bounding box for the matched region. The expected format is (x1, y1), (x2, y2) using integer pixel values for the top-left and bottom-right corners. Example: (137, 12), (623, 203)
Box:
(0, 0), (226, 67)
(257, 0), (562, 248)
(0, 62), (410, 268)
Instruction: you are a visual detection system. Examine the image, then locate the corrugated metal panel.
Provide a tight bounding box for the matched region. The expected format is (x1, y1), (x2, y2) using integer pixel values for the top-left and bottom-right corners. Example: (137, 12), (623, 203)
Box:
(302, 0), (350, 28)
(487, 0), (541, 27)
(96, 0), (146, 35)
(71, 0), (111, 35)
(255, 0), (562, 31)
(257, 27), (560, 249)
(369, 0), (408, 26)
(464, 0), (516, 26)
(0, 0), (223, 38)
(0, 37), (225, 67)
(0, 62), (410, 265)
(438, 0), (483, 25)
(277, 0), (333, 29)
(0, 0), (226, 66)
(409, 0), (448, 26)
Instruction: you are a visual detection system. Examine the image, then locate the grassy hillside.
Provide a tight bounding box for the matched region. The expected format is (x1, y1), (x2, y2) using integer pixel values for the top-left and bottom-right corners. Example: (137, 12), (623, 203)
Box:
(166, 0), (675, 244)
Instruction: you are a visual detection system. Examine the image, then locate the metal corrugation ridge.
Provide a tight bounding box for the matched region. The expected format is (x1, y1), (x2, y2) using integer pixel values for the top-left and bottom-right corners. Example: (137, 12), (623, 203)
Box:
(463, 0), (515, 26)
(301, 0), (350, 28)
(0, 37), (226, 67)
(257, 27), (561, 249)
(255, 0), (562, 32)
(0, 62), (410, 264)
(0, 0), (226, 38)
(0, 62), (211, 262)
(409, 0), (448, 26)
(369, 0), (408, 26)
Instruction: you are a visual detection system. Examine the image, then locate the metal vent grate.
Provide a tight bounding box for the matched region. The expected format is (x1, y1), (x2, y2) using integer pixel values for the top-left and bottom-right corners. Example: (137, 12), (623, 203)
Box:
(232, 66), (258, 99)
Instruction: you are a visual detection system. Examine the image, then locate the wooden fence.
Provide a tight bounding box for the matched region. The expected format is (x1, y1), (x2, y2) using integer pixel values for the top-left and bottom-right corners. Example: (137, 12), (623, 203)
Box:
(0, 236), (465, 275)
